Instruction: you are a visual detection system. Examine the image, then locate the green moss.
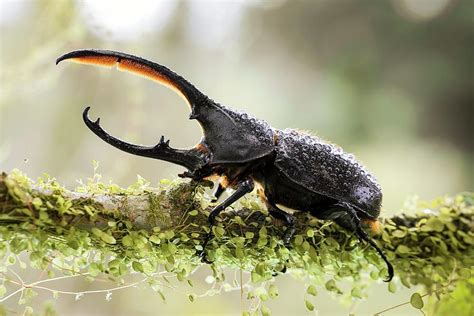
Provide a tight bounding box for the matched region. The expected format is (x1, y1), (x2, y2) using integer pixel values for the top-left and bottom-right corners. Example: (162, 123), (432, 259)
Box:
(0, 170), (472, 314)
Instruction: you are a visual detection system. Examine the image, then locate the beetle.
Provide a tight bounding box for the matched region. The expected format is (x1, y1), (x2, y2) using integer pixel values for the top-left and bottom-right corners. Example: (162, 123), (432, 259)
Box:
(56, 49), (394, 282)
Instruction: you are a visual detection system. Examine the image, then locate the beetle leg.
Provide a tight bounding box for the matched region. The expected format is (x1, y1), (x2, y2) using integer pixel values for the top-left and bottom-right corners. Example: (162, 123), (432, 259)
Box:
(83, 107), (207, 172)
(318, 202), (394, 282)
(264, 201), (296, 247)
(211, 182), (226, 203)
(199, 178), (254, 263)
(262, 200), (295, 275)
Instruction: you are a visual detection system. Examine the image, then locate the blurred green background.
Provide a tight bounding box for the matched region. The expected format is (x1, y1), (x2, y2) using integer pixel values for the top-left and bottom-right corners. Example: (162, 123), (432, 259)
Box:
(1, 0), (473, 315)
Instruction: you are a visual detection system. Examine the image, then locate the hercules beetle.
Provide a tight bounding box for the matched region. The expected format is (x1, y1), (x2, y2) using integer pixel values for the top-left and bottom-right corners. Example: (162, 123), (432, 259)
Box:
(56, 49), (394, 282)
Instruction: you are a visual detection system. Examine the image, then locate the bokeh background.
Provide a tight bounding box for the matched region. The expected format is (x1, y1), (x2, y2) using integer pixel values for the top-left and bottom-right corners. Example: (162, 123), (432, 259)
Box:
(1, 0), (473, 315)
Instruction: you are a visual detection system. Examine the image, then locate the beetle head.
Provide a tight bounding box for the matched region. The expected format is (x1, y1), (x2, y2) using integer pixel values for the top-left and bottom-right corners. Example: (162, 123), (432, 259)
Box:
(57, 49), (275, 165)
(190, 99), (275, 164)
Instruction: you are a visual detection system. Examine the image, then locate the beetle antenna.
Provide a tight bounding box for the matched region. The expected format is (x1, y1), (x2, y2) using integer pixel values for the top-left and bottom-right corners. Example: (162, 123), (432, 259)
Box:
(357, 226), (394, 282)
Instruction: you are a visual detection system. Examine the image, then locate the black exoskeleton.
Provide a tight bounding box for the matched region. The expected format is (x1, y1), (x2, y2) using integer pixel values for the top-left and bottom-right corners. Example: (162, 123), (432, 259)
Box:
(57, 49), (394, 282)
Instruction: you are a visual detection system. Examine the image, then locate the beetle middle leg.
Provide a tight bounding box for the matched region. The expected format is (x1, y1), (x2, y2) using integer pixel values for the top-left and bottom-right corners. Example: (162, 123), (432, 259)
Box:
(263, 199), (296, 247)
(316, 202), (394, 282)
(199, 178), (254, 262)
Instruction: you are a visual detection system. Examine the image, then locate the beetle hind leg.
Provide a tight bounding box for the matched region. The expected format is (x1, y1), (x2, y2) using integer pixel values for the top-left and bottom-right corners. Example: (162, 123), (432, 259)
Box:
(317, 202), (394, 282)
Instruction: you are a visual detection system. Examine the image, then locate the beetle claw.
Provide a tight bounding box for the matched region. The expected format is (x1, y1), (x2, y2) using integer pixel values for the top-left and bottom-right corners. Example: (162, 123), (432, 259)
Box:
(198, 230), (214, 264)
(198, 249), (213, 264)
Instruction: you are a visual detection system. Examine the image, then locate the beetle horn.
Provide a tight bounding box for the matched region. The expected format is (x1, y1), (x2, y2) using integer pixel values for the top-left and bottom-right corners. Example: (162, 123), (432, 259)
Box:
(56, 49), (207, 112)
(57, 49), (275, 165)
(81, 106), (207, 171)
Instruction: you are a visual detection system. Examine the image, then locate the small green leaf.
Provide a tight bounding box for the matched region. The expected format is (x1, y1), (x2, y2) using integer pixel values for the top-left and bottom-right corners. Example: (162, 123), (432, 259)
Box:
(160, 178), (170, 185)
(370, 270), (379, 280)
(410, 292), (424, 309)
(214, 226), (226, 237)
(100, 233), (116, 244)
(167, 243), (177, 254)
(149, 235), (161, 244)
(188, 294), (196, 302)
(302, 241), (310, 251)
(325, 279), (340, 293)
(306, 285), (317, 296)
(235, 247), (244, 259)
(260, 305), (271, 316)
(165, 230), (175, 239)
(251, 272), (262, 283)
(233, 216), (245, 225)
(268, 284), (279, 298)
(351, 287), (363, 299)
(132, 261), (144, 273)
(396, 245), (410, 254)
(7, 254), (16, 265)
(91, 228), (102, 237)
(23, 306), (34, 316)
(422, 217), (444, 232)
(122, 235), (133, 247)
(32, 197), (43, 208)
(305, 299), (315, 311)
(294, 235), (303, 246)
(388, 282), (396, 293)
(257, 237), (267, 248)
(392, 230), (407, 238)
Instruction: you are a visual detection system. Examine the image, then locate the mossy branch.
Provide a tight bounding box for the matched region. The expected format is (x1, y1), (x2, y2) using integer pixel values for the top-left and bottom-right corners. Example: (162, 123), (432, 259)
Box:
(0, 170), (473, 311)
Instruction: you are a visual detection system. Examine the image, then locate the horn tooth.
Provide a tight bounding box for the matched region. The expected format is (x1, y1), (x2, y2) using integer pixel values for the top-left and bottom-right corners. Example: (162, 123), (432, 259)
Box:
(160, 136), (165, 144)
(95, 117), (101, 124)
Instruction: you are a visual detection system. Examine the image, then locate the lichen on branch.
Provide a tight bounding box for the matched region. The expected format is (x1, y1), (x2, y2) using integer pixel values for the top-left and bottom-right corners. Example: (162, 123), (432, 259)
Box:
(0, 170), (473, 313)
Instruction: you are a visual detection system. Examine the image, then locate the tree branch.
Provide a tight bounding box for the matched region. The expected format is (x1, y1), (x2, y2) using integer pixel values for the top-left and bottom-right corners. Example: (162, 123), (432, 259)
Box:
(0, 170), (473, 297)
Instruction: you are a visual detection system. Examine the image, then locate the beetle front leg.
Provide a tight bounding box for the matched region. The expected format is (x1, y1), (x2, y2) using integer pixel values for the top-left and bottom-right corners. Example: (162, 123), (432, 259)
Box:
(199, 178), (254, 263)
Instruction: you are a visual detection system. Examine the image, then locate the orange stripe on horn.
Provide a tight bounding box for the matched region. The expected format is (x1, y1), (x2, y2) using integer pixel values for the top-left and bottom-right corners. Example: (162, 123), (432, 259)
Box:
(65, 55), (191, 109)
(67, 56), (118, 68)
(117, 59), (188, 105)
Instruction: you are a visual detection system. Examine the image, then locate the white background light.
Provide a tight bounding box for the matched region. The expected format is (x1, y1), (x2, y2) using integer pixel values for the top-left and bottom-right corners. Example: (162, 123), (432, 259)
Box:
(78, 0), (177, 41)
